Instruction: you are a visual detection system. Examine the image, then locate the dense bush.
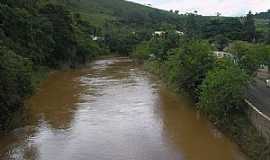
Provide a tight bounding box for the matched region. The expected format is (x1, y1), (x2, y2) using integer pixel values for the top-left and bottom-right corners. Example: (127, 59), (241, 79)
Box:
(104, 31), (138, 55)
(162, 40), (216, 98)
(211, 34), (230, 51)
(202, 18), (244, 41)
(0, 47), (33, 130)
(39, 4), (77, 67)
(132, 41), (151, 60)
(139, 39), (216, 99)
(228, 41), (270, 75)
(0, 1), (104, 130)
(198, 60), (249, 123)
(132, 31), (183, 61)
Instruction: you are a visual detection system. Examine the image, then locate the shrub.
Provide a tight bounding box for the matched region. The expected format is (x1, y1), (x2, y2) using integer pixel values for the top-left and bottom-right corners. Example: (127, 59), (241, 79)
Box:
(162, 40), (216, 98)
(198, 59), (249, 123)
(228, 41), (262, 75)
(132, 41), (151, 60)
(0, 47), (33, 130)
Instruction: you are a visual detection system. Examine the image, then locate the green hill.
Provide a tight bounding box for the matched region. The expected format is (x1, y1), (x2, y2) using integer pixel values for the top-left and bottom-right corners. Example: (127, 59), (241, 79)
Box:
(70, 0), (182, 26)
(54, 0), (269, 41)
(46, 0), (184, 29)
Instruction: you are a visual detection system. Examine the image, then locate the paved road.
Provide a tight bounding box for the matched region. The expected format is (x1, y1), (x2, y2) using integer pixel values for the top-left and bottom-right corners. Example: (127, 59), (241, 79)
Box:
(247, 78), (270, 117)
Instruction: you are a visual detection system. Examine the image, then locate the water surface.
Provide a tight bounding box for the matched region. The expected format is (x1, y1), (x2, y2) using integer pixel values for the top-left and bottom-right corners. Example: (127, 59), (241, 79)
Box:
(0, 57), (246, 160)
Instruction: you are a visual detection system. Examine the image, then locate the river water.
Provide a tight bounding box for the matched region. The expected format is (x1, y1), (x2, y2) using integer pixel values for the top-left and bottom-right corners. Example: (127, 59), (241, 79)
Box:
(0, 57), (246, 160)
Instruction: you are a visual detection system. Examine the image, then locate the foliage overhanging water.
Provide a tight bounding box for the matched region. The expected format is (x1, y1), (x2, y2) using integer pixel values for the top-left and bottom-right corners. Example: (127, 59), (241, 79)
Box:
(0, 57), (246, 160)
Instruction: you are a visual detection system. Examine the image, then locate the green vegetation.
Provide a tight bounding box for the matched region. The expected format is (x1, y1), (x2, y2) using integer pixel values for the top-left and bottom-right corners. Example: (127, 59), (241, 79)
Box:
(138, 37), (270, 159)
(0, 47), (33, 130)
(1, 0), (270, 158)
(130, 10), (270, 159)
(197, 59), (270, 159)
(222, 112), (270, 159)
(203, 17), (244, 41)
(162, 40), (215, 98)
(0, 0), (105, 130)
(199, 60), (249, 123)
(132, 41), (151, 60)
(228, 41), (270, 75)
(0, 0), (194, 130)
(255, 10), (270, 19)
(61, 0), (186, 54)
(66, 0), (182, 28)
(243, 11), (256, 42)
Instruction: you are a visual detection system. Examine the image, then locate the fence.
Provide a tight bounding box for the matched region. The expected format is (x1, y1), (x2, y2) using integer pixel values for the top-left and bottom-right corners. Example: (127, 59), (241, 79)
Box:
(245, 99), (270, 142)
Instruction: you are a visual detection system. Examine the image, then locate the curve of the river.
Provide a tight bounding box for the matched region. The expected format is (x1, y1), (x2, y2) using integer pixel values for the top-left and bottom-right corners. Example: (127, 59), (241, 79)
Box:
(0, 57), (247, 160)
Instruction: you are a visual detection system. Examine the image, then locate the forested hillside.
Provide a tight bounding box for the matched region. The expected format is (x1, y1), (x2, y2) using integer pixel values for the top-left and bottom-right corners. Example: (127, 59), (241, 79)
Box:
(63, 0), (270, 46)
(0, 0), (186, 130)
(0, 0), (105, 130)
(66, 0), (182, 27)
(254, 10), (270, 35)
(63, 0), (188, 54)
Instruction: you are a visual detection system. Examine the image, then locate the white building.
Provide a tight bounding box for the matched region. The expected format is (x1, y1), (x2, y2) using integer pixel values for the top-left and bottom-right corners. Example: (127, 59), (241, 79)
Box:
(152, 31), (166, 37)
(90, 35), (103, 41)
(213, 51), (233, 59)
(258, 64), (269, 73)
(175, 30), (184, 36)
(152, 31), (184, 37)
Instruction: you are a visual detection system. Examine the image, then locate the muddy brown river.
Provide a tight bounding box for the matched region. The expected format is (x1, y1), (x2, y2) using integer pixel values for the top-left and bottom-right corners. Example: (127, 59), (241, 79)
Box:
(0, 57), (247, 160)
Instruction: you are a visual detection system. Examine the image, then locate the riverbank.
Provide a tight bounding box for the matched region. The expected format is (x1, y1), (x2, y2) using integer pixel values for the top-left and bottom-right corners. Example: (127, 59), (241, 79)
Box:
(0, 57), (247, 160)
(216, 110), (269, 160)
(0, 53), (115, 132)
(143, 60), (270, 160)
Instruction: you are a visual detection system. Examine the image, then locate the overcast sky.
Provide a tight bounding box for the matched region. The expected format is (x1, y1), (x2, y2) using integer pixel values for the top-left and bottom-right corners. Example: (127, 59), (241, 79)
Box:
(127, 0), (270, 16)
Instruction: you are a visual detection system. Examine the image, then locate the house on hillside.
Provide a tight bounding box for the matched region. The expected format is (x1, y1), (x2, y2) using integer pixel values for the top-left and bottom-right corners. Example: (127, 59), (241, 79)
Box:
(152, 30), (184, 38)
(175, 30), (184, 36)
(213, 51), (234, 59)
(90, 35), (104, 41)
(213, 51), (237, 63)
(258, 64), (269, 73)
(153, 31), (166, 37)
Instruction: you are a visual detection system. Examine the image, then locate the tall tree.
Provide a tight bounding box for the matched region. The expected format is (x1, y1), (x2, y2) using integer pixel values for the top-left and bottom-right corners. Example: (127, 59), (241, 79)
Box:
(185, 13), (200, 38)
(229, 41), (261, 76)
(39, 4), (77, 67)
(0, 47), (33, 130)
(243, 11), (256, 42)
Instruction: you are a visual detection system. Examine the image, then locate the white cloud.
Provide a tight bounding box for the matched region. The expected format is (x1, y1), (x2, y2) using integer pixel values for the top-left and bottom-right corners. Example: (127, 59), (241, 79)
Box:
(127, 0), (270, 16)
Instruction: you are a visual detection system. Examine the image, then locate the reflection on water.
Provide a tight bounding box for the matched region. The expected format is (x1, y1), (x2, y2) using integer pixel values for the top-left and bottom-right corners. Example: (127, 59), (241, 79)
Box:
(0, 57), (246, 160)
